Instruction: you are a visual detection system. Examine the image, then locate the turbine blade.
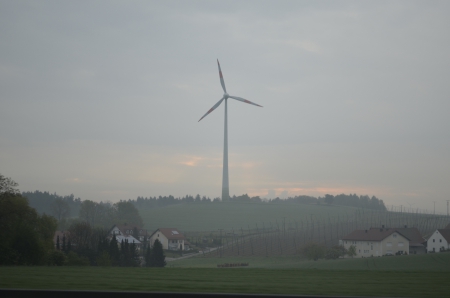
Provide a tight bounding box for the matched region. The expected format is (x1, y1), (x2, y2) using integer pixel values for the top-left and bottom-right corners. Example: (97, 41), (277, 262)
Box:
(229, 95), (263, 107)
(217, 59), (227, 93)
(198, 97), (225, 122)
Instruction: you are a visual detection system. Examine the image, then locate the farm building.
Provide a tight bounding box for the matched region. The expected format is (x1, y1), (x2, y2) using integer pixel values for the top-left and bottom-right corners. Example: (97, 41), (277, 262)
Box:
(340, 227), (411, 257)
(394, 226), (427, 254)
(427, 228), (450, 252)
(148, 228), (186, 251)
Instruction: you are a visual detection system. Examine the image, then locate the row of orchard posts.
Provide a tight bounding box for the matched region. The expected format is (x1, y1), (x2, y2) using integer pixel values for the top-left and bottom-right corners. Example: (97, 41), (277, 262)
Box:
(191, 209), (450, 258)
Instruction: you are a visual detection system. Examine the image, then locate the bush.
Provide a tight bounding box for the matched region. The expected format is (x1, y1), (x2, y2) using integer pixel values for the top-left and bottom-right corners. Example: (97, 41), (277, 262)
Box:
(325, 245), (347, 259)
(96, 251), (112, 266)
(47, 250), (66, 266)
(300, 242), (325, 261)
(65, 251), (90, 266)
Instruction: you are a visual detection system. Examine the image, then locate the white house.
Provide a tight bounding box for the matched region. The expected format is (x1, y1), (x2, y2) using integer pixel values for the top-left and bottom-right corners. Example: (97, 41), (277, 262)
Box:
(148, 228), (186, 251)
(109, 224), (148, 242)
(340, 227), (410, 257)
(427, 229), (450, 252)
(109, 225), (142, 249)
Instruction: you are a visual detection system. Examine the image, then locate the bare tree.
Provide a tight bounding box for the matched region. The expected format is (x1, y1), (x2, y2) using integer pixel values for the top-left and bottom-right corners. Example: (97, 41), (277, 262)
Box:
(51, 198), (71, 221)
(79, 200), (102, 227)
(0, 174), (19, 195)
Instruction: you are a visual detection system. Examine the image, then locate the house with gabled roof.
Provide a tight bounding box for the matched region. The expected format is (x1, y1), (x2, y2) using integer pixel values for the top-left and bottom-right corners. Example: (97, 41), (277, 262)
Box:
(109, 224), (148, 242)
(148, 228), (186, 251)
(108, 224), (142, 250)
(392, 226), (427, 254)
(427, 228), (450, 252)
(340, 226), (410, 257)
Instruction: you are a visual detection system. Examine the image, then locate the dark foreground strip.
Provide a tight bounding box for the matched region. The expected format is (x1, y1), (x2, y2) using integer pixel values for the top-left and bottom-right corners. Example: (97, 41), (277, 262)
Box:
(0, 289), (398, 298)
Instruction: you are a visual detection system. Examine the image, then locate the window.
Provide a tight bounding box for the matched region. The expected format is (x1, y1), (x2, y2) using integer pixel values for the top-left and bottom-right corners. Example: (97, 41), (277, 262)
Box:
(399, 242), (404, 247)
(387, 242), (392, 247)
(433, 239), (435, 242)
(440, 239), (442, 242)
(393, 234), (397, 238)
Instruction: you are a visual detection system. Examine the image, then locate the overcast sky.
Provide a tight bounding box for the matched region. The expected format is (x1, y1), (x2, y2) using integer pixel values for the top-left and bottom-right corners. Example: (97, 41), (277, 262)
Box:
(1, 1), (449, 211)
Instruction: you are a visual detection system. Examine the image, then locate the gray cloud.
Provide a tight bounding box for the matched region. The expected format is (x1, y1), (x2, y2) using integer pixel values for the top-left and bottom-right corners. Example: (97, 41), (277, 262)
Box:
(1, 1), (449, 210)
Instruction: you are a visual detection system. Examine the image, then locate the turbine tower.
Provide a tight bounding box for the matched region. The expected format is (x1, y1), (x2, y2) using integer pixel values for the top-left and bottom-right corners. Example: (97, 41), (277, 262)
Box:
(199, 60), (262, 201)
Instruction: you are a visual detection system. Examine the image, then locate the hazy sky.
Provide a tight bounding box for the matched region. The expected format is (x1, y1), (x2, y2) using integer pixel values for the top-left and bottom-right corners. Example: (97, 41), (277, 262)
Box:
(1, 1), (449, 211)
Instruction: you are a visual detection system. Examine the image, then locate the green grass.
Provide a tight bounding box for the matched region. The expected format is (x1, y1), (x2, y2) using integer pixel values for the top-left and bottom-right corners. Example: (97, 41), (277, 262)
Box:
(1, 266), (449, 297)
(169, 251), (450, 271)
(141, 201), (358, 232)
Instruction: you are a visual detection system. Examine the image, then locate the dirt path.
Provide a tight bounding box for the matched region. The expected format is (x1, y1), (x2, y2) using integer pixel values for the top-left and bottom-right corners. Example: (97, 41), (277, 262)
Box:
(166, 247), (219, 261)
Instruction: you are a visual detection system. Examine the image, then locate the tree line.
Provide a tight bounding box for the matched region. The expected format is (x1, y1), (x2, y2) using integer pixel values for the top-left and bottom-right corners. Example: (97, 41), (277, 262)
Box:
(53, 221), (165, 267)
(132, 193), (387, 211)
(1, 174), (165, 267)
(23, 190), (386, 218)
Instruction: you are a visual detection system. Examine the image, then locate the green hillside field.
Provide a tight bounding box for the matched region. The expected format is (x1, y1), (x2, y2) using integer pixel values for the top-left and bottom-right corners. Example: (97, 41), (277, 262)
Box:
(169, 250), (450, 271)
(140, 201), (359, 232)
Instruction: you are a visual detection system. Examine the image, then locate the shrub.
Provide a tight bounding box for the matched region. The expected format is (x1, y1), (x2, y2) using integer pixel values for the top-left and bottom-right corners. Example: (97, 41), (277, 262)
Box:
(96, 251), (112, 267)
(47, 250), (66, 266)
(325, 245), (347, 259)
(65, 251), (90, 266)
(300, 242), (325, 261)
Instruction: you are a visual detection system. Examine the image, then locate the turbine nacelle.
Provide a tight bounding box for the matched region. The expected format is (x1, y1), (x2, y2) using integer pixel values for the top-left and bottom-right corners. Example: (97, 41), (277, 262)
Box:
(198, 59), (263, 122)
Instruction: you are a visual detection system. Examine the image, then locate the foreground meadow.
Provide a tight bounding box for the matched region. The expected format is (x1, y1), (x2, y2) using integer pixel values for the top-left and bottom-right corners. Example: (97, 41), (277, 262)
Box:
(2, 253), (450, 297)
(0, 267), (449, 297)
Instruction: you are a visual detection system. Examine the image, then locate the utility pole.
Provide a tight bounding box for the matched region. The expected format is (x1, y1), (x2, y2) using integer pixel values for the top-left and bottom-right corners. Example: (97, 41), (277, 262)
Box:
(447, 200), (449, 217)
(433, 201), (436, 215)
(218, 229), (223, 258)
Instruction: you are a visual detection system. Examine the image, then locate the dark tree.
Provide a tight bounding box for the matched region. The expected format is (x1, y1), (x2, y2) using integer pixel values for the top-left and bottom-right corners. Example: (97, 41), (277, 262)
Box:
(56, 235), (60, 250)
(0, 183), (57, 265)
(145, 244), (152, 267)
(62, 235), (66, 252)
(0, 174), (20, 195)
(150, 239), (166, 267)
(109, 234), (120, 266)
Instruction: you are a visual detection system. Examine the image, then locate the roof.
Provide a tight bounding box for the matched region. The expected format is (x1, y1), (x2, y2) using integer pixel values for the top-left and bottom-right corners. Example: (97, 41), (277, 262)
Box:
(115, 235), (141, 244)
(437, 229), (450, 242)
(150, 228), (185, 240)
(109, 224), (148, 236)
(393, 227), (425, 244)
(342, 228), (401, 241)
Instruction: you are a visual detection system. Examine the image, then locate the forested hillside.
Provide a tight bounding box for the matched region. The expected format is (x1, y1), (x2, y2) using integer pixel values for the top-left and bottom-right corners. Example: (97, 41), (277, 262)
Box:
(22, 191), (82, 217)
(132, 193), (386, 211)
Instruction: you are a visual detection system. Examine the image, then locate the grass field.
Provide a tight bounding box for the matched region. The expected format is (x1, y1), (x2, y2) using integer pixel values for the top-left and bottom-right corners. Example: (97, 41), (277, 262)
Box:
(1, 266), (449, 297)
(140, 201), (358, 232)
(169, 251), (450, 271)
(2, 253), (450, 297)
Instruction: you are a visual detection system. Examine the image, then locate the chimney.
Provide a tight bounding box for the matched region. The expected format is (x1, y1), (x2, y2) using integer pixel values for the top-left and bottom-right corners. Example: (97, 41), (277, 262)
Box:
(404, 225), (407, 228)
(382, 225), (385, 228)
(365, 230), (368, 233)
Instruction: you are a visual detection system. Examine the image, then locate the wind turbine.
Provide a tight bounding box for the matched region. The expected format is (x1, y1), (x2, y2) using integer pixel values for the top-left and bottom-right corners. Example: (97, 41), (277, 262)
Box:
(198, 60), (262, 201)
